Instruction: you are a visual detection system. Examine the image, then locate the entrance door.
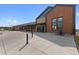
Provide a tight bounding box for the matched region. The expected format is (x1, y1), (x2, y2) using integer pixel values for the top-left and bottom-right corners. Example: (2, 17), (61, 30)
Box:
(37, 24), (45, 32)
(41, 24), (45, 32)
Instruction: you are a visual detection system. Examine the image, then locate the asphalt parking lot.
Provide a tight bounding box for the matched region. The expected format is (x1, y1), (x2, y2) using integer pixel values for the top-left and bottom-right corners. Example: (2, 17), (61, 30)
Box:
(0, 31), (78, 55)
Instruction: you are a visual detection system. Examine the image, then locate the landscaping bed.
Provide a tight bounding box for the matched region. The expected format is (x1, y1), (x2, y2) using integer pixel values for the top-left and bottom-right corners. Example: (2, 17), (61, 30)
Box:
(75, 32), (79, 51)
(75, 36), (79, 49)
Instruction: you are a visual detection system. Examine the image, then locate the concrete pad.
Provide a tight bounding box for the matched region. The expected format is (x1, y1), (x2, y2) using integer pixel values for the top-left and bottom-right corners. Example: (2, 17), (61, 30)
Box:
(0, 31), (26, 54)
(16, 44), (46, 55)
(32, 32), (78, 55)
(44, 45), (78, 55)
(0, 31), (78, 55)
(0, 39), (5, 54)
(30, 36), (52, 51)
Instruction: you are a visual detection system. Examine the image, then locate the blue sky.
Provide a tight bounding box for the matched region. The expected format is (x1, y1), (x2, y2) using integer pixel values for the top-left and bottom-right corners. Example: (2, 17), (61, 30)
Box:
(76, 4), (79, 29)
(0, 4), (79, 29)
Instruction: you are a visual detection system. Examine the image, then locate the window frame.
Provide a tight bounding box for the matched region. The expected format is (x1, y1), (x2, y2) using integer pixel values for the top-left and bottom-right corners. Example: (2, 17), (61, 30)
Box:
(51, 18), (57, 31)
(57, 16), (63, 31)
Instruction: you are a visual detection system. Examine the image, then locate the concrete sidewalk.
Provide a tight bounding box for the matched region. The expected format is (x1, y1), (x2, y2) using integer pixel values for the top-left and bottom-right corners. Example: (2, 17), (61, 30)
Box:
(0, 31), (78, 55)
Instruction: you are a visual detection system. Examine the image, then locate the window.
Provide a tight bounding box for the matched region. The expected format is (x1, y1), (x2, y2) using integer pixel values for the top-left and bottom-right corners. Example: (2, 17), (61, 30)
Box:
(58, 17), (63, 31)
(52, 18), (57, 31)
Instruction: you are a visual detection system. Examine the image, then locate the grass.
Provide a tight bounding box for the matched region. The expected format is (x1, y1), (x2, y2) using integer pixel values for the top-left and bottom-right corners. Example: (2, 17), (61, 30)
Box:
(75, 36), (79, 49)
(75, 32), (79, 49)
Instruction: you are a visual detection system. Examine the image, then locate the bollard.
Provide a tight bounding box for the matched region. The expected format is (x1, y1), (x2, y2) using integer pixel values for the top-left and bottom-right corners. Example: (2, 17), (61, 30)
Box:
(19, 33), (28, 51)
(26, 33), (28, 44)
(32, 31), (33, 38)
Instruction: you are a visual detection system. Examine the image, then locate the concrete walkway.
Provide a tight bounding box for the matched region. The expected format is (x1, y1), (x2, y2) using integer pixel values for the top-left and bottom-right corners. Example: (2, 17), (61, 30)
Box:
(0, 31), (78, 55)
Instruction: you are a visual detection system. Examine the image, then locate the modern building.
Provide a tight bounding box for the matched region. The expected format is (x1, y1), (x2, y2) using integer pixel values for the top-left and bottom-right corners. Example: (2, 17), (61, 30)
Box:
(13, 4), (76, 35)
(36, 4), (76, 34)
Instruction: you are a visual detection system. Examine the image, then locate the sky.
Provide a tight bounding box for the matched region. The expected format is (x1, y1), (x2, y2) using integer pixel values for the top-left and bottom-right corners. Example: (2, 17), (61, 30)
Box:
(76, 4), (79, 29)
(0, 4), (79, 29)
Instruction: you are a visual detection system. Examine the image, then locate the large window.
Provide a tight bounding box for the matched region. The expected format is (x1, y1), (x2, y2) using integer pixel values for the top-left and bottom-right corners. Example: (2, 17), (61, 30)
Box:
(58, 17), (63, 31)
(37, 24), (45, 32)
(52, 18), (57, 31)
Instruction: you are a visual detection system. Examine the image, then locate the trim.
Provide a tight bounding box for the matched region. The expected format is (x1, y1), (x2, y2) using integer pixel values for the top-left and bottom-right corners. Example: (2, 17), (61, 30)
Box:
(45, 5), (57, 16)
(45, 15), (47, 32)
(36, 22), (45, 25)
(56, 4), (75, 7)
(72, 5), (76, 35)
(36, 6), (53, 20)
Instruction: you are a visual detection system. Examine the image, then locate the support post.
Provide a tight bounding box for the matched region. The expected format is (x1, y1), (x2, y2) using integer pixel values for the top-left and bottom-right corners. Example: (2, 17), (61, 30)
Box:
(31, 31), (33, 38)
(26, 33), (28, 44)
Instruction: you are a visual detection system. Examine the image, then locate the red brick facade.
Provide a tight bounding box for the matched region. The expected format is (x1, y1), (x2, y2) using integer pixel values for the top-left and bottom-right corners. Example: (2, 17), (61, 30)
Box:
(46, 5), (75, 34)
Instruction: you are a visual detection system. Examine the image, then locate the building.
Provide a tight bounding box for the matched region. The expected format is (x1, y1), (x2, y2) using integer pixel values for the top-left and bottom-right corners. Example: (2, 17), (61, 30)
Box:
(36, 4), (76, 34)
(13, 4), (76, 35)
(36, 6), (53, 32)
(12, 22), (36, 32)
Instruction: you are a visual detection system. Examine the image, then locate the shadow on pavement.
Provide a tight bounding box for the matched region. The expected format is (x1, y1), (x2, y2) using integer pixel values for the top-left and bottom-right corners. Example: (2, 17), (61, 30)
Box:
(33, 32), (76, 48)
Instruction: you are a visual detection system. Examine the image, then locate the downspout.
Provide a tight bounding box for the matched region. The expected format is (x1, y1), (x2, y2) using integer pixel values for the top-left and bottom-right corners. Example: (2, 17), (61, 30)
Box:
(73, 5), (76, 35)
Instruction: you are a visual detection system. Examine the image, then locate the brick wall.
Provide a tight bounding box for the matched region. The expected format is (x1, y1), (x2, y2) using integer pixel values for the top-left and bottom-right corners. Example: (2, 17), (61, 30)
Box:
(46, 5), (75, 34)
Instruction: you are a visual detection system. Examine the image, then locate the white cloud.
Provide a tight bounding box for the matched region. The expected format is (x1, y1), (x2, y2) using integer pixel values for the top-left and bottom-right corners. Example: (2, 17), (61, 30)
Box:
(7, 19), (18, 23)
(8, 19), (12, 22)
(76, 13), (79, 16)
(13, 20), (18, 23)
(7, 19), (18, 26)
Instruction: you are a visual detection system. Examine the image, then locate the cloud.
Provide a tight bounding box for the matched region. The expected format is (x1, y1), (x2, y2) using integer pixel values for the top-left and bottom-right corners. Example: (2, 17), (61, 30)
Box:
(7, 19), (19, 26)
(8, 19), (12, 22)
(76, 13), (79, 16)
(7, 19), (18, 23)
(13, 20), (18, 23)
